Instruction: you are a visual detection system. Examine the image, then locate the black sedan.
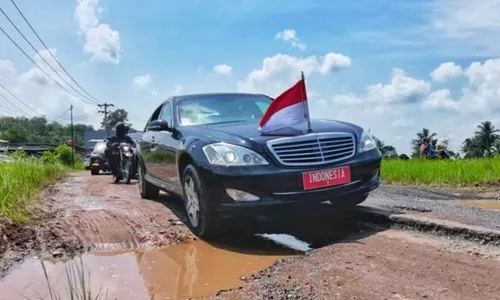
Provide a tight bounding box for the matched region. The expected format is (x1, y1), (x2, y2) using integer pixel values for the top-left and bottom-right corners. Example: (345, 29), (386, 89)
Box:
(136, 93), (382, 237)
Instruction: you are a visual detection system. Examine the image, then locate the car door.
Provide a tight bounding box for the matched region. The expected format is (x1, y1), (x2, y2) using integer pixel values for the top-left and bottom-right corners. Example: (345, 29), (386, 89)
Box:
(140, 103), (165, 181)
(154, 100), (182, 191)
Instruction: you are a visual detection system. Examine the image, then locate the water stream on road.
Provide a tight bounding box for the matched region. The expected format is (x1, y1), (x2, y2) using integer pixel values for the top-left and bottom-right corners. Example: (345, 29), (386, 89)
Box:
(460, 200), (500, 211)
(0, 236), (300, 300)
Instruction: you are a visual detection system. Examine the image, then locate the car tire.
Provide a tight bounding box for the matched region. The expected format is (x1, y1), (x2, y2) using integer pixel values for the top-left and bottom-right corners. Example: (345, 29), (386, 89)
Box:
(182, 164), (223, 238)
(138, 163), (159, 199)
(91, 168), (99, 175)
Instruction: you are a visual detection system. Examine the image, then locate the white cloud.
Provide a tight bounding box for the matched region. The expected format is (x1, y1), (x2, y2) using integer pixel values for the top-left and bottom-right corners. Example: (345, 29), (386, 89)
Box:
(213, 64), (232, 75)
(0, 49), (98, 125)
(458, 57), (500, 113)
(430, 62), (463, 81)
(0, 60), (16, 76)
(422, 89), (459, 111)
(319, 53), (352, 75)
(275, 29), (306, 50)
(427, 0), (500, 55)
(331, 94), (362, 106)
(75, 0), (120, 64)
(131, 74), (158, 96)
(365, 68), (431, 104)
(238, 52), (351, 95)
(390, 118), (415, 128)
(172, 85), (183, 96)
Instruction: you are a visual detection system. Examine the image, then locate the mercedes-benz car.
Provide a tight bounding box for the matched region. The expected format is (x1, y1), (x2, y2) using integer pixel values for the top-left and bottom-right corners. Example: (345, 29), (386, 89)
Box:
(136, 93), (382, 237)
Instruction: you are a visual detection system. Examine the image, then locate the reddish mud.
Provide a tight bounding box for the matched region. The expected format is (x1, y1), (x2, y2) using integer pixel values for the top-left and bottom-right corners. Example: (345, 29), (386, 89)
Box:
(0, 239), (293, 300)
(213, 230), (500, 300)
(0, 172), (193, 278)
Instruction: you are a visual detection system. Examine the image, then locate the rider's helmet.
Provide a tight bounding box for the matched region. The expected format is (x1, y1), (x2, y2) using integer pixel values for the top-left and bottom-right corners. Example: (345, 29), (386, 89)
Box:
(115, 122), (126, 138)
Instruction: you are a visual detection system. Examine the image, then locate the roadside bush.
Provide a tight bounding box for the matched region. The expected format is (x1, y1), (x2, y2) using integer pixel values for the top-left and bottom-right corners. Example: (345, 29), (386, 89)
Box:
(41, 150), (59, 164)
(55, 145), (73, 166)
(10, 150), (28, 160)
(0, 157), (65, 222)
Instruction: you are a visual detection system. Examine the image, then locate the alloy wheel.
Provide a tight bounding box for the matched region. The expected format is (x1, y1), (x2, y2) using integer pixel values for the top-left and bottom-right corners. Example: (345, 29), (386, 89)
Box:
(184, 175), (200, 228)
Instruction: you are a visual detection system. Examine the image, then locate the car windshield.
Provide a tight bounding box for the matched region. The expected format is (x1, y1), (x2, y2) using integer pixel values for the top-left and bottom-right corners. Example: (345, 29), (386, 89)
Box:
(93, 142), (107, 153)
(177, 94), (271, 126)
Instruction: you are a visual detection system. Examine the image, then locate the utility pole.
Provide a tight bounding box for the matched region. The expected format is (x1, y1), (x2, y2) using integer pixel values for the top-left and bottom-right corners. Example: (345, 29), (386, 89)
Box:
(70, 105), (74, 168)
(98, 103), (114, 138)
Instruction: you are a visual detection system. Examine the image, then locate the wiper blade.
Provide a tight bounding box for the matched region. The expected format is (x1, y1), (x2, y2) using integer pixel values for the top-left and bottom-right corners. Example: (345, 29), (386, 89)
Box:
(206, 120), (247, 125)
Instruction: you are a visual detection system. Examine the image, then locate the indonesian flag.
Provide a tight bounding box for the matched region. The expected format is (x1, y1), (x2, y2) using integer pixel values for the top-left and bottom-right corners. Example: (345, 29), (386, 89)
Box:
(259, 77), (309, 133)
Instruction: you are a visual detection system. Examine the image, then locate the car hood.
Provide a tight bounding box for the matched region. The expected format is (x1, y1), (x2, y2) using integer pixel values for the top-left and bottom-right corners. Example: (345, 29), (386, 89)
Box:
(179, 119), (363, 147)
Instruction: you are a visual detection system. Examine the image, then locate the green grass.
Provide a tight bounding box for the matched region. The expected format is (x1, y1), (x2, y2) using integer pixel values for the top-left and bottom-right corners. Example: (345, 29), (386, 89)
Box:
(0, 158), (66, 222)
(381, 157), (500, 186)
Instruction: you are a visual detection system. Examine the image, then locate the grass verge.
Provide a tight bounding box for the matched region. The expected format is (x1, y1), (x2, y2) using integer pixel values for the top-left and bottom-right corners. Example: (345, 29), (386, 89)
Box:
(0, 158), (66, 222)
(381, 157), (500, 187)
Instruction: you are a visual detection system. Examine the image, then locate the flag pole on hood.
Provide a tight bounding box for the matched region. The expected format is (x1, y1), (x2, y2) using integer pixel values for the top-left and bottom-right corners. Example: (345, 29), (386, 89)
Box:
(300, 71), (312, 133)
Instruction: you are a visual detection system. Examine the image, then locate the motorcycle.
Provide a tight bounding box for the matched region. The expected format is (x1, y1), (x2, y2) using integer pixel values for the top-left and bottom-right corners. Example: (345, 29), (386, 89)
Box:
(109, 142), (134, 184)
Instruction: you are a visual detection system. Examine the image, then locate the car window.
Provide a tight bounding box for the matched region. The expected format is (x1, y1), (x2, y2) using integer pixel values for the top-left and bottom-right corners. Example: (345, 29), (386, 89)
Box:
(159, 101), (172, 125)
(177, 94), (272, 126)
(144, 103), (165, 132)
(92, 142), (107, 153)
(256, 101), (270, 113)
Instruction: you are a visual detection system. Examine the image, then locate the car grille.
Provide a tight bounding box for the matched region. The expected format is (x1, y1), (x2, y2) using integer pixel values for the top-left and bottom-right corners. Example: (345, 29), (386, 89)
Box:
(266, 132), (356, 166)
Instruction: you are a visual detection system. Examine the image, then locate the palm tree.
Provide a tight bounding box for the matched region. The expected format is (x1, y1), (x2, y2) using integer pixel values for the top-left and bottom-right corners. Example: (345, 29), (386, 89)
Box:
(474, 121), (500, 157)
(462, 137), (481, 158)
(411, 128), (437, 157)
(372, 136), (398, 158)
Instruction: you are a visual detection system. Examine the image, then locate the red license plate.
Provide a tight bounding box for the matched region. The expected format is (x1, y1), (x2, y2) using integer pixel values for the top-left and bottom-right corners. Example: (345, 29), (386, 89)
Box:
(302, 166), (351, 190)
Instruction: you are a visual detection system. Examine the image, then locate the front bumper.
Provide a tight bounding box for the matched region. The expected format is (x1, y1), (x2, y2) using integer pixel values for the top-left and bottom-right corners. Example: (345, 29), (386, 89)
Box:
(197, 149), (381, 216)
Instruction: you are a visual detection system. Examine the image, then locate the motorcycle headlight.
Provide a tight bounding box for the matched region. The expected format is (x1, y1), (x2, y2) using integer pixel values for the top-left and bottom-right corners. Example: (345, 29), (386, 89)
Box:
(358, 130), (377, 153)
(123, 145), (130, 152)
(202, 142), (269, 166)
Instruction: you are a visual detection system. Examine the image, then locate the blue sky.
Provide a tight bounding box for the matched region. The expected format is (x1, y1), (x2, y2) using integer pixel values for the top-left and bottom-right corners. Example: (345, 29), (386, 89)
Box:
(1, 0), (500, 154)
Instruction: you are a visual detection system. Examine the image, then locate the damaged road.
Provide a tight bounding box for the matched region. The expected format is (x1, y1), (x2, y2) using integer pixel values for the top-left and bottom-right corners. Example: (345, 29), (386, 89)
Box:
(1, 172), (500, 299)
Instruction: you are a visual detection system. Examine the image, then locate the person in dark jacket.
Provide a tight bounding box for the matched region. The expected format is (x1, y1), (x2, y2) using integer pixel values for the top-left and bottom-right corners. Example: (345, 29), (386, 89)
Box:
(105, 122), (135, 179)
(106, 122), (135, 146)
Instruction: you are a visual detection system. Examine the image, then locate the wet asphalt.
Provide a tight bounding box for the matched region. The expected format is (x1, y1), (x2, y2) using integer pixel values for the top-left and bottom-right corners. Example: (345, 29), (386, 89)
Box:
(364, 185), (500, 230)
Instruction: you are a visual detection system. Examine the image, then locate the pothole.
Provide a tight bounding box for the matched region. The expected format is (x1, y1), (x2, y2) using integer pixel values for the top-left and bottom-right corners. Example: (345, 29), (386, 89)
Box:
(0, 236), (300, 299)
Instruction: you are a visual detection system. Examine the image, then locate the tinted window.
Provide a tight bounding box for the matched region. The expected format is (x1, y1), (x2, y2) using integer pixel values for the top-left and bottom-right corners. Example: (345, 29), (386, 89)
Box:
(177, 95), (271, 126)
(144, 103), (165, 132)
(159, 101), (172, 124)
(92, 142), (107, 154)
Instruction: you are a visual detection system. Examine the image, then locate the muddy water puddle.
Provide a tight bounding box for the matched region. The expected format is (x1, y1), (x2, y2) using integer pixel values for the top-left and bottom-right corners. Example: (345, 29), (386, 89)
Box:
(0, 238), (298, 300)
(459, 200), (500, 211)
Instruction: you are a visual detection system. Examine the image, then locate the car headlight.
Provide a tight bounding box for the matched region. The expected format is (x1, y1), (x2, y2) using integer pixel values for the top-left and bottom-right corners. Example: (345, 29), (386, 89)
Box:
(358, 130), (377, 153)
(202, 142), (269, 166)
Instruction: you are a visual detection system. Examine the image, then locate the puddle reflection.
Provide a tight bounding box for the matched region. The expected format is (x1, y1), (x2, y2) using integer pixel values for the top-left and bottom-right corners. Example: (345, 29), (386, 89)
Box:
(0, 240), (293, 300)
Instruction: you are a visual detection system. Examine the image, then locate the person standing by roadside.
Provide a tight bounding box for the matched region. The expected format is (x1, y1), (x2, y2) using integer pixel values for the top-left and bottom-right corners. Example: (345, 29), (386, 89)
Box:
(420, 138), (430, 158)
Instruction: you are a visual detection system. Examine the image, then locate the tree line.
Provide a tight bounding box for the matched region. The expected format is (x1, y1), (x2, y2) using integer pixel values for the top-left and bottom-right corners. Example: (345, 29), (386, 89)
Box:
(0, 108), (131, 147)
(376, 121), (500, 159)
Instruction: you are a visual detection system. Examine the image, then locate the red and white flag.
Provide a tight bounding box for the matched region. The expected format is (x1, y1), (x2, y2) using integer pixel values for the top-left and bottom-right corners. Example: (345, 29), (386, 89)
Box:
(259, 76), (309, 133)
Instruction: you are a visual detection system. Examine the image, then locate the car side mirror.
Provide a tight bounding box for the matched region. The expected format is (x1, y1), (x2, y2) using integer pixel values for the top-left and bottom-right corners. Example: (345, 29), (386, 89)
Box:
(147, 119), (170, 132)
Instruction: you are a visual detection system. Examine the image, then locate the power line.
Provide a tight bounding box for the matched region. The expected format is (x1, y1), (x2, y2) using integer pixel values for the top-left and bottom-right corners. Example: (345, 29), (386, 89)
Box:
(6, 0), (102, 104)
(0, 82), (40, 115)
(0, 7), (98, 105)
(0, 90), (31, 115)
(0, 26), (96, 105)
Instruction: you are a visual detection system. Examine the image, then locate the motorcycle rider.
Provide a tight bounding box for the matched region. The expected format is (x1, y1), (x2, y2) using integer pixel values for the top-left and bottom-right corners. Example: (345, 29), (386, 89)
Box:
(105, 122), (135, 179)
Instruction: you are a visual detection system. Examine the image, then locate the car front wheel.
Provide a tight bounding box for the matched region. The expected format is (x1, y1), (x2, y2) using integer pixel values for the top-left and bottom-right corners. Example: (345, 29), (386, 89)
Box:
(182, 164), (222, 237)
